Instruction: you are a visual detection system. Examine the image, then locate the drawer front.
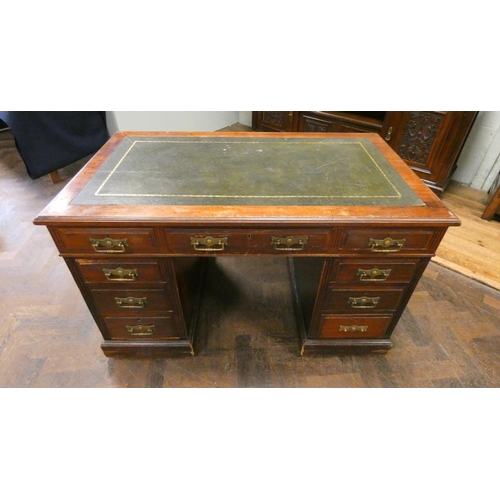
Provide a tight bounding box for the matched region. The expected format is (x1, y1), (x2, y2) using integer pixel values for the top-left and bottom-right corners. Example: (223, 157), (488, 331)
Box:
(317, 315), (392, 339)
(76, 260), (164, 284)
(340, 228), (436, 254)
(299, 113), (383, 134)
(166, 229), (331, 255)
(104, 316), (180, 340)
(331, 259), (420, 284)
(166, 230), (249, 254)
(56, 228), (159, 254)
(91, 288), (173, 317)
(248, 230), (330, 254)
(323, 287), (406, 313)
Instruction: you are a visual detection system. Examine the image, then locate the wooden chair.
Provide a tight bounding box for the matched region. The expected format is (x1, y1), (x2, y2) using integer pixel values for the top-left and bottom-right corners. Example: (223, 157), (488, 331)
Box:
(481, 170), (500, 220)
(48, 171), (62, 183)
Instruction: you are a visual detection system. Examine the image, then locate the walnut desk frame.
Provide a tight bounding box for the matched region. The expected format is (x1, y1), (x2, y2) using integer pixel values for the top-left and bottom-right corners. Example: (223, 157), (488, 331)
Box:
(34, 132), (460, 358)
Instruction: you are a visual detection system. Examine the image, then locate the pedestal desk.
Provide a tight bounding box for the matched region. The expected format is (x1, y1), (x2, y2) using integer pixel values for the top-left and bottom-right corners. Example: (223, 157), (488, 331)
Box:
(33, 132), (460, 357)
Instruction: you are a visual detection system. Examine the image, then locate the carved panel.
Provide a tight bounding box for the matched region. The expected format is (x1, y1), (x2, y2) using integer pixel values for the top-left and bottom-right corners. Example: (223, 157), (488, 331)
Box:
(304, 120), (329, 133)
(263, 111), (285, 127)
(398, 112), (443, 165)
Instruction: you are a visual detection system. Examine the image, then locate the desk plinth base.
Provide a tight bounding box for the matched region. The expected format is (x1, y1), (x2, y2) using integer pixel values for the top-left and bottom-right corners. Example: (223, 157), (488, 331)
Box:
(300, 338), (392, 356)
(101, 340), (391, 359)
(101, 339), (391, 358)
(101, 340), (194, 358)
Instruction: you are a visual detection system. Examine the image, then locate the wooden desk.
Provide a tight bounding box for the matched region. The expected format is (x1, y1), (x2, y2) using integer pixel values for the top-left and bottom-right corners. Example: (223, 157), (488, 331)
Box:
(33, 132), (460, 357)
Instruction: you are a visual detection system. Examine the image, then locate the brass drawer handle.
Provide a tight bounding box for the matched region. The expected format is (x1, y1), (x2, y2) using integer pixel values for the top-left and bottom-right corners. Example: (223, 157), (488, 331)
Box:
(103, 267), (138, 281)
(357, 267), (391, 282)
(368, 236), (405, 253)
(348, 296), (380, 309)
(190, 236), (227, 252)
(126, 325), (155, 336)
(90, 236), (128, 253)
(115, 297), (147, 309)
(384, 126), (393, 141)
(339, 325), (368, 332)
(271, 235), (308, 251)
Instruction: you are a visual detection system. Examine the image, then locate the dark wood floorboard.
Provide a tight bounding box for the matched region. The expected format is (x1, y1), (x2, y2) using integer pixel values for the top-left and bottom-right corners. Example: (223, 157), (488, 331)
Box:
(2, 127), (500, 388)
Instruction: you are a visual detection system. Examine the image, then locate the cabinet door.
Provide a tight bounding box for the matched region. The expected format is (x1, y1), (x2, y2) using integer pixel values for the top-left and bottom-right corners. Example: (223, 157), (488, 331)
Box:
(381, 111), (477, 195)
(252, 111), (298, 132)
(299, 112), (384, 133)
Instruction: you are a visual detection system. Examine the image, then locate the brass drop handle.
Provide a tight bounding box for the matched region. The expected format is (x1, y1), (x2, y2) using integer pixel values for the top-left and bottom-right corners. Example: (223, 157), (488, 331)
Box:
(271, 235), (308, 251)
(90, 236), (128, 253)
(190, 236), (228, 252)
(339, 325), (368, 333)
(126, 325), (155, 336)
(368, 236), (405, 253)
(103, 267), (138, 281)
(385, 126), (393, 141)
(115, 297), (147, 309)
(357, 267), (391, 282)
(348, 296), (380, 309)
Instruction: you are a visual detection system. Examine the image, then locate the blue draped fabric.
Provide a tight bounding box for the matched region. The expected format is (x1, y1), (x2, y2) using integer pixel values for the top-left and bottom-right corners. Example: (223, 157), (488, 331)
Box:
(0, 111), (109, 179)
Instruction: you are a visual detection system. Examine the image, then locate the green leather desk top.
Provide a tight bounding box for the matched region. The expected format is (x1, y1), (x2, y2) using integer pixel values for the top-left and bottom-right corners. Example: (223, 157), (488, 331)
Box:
(71, 135), (424, 207)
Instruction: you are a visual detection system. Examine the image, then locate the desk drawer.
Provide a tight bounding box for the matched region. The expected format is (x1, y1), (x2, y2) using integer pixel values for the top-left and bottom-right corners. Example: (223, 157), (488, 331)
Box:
(248, 230), (330, 254)
(91, 288), (173, 317)
(166, 229), (331, 255)
(166, 230), (248, 254)
(76, 260), (164, 284)
(330, 259), (420, 284)
(317, 315), (392, 339)
(104, 316), (180, 340)
(56, 228), (159, 254)
(323, 287), (406, 313)
(340, 228), (436, 254)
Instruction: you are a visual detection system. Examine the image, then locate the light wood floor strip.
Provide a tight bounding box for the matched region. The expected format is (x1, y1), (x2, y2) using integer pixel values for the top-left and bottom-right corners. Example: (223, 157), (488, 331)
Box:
(435, 181), (500, 290)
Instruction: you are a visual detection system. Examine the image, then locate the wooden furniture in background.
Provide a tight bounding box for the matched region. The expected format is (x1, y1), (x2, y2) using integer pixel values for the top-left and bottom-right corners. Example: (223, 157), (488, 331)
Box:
(481, 170), (500, 220)
(252, 111), (477, 196)
(34, 132), (459, 358)
(49, 171), (62, 183)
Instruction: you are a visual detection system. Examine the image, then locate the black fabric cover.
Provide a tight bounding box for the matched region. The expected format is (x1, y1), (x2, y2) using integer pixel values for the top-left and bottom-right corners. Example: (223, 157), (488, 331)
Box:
(0, 111), (109, 179)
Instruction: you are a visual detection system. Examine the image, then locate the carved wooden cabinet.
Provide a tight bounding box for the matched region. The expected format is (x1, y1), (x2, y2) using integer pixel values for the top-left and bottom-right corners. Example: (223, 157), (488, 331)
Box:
(252, 111), (477, 196)
(253, 111), (298, 132)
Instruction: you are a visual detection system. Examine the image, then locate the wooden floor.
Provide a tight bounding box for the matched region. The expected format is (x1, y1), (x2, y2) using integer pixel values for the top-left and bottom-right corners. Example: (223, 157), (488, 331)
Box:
(435, 181), (500, 290)
(1, 127), (500, 388)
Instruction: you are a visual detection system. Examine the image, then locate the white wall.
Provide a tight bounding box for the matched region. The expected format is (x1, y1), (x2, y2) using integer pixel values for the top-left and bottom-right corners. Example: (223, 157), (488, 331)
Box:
(453, 111), (500, 191)
(106, 111), (240, 135)
(238, 111), (252, 127)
